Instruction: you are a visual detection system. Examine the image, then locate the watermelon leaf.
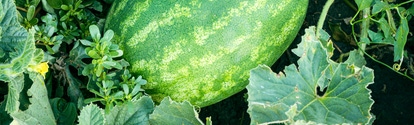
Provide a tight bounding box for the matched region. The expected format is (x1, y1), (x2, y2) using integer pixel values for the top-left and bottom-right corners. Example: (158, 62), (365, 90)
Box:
(149, 97), (205, 125)
(10, 72), (56, 125)
(0, 0), (49, 114)
(78, 103), (104, 125)
(247, 26), (375, 124)
(105, 96), (154, 125)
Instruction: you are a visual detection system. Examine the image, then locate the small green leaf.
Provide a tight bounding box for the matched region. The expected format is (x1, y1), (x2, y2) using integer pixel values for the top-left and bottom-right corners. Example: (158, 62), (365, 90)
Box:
(78, 103), (104, 125)
(87, 50), (100, 59)
(122, 84), (129, 95)
(41, 0), (56, 14)
(60, 4), (69, 10)
(111, 91), (124, 99)
(84, 98), (104, 104)
(80, 40), (92, 46)
(149, 97), (205, 125)
(27, 5), (36, 20)
(108, 50), (123, 58)
(344, 50), (367, 68)
(46, 0), (63, 9)
(378, 16), (392, 38)
(372, 1), (387, 15)
(102, 61), (116, 69)
(89, 25), (101, 42)
(394, 18), (408, 61)
(10, 72), (56, 125)
(101, 29), (114, 42)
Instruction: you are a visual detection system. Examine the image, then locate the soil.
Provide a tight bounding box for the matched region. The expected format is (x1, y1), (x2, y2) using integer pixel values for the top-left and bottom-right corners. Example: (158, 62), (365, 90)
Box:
(199, 0), (414, 125)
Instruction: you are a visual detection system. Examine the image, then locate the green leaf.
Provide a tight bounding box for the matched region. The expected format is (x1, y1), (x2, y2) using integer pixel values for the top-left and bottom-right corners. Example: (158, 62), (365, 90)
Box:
(372, 1), (387, 15)
(50, 98), (77, 125)
(89, 25), (101, 42)
(80, 39), (93, 46)
(41, 0), (56, 14)
(10, 72), (56, 125)
(0, 101), (13, 124)
(0, 0), (42, 113)
(394, 18), (408, 62)
(78, 103), (104, 125)
(149, 97), (205, 125)
(101, 29), (114, 43)
(355, 0), (373, 10)
(105, 96), (154, 125)
(27, 5), (36, 20)
(247, 27), (374, 124)
(46, 0), (63, 9)
(344, 50), (367, 68)
(378, 16), (392, 39)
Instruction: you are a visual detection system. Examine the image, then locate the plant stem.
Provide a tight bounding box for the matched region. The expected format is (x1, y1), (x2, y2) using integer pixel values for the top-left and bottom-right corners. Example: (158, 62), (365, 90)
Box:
(316, 0), (335, 38)
(359, 8), (370, 55)
(362, 48), (414, 82)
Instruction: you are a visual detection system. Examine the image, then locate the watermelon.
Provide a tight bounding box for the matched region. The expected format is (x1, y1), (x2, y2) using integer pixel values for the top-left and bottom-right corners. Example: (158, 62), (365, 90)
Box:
(105, 0), (308, 107)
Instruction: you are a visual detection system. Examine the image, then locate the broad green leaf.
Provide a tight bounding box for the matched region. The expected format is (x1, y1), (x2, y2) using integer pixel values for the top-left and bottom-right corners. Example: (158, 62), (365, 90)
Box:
(78, 103), (104, 125)
(10, 72), (56, 125)
(355, 0), (373, 10)
(394, 18), (408, 62)
(149, 97), (205, 125)
(50, 98), (77, 125)
(4, 75), (25, 113)
(105, 96), (154, 125)
(247, 27), (374, 124)
(0, 0), (43, 113)
(0, 99), (13, 124)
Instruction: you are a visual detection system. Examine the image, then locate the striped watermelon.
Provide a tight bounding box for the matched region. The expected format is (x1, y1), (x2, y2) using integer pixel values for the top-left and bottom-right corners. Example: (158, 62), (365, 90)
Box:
(105, 0), (308, 107)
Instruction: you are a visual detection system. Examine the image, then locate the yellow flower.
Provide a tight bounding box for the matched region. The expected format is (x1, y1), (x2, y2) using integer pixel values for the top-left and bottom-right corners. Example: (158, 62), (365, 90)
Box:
(29, 62), (49, 78)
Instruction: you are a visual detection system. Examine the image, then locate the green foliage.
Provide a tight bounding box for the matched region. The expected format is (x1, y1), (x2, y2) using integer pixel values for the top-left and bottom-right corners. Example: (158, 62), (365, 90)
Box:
(247, 27), (375, 124)
(350, 0), (414, 81)
(78, 103), (104, 125)
(0, 0), (48, 115)
(2, 0), (412, 124)
(80, 25), (147, 113)
(78, 96), (212, 125)
(10, 72), (56, 125)
(0, 1), (55, 124)
(149, 97), (206, 125)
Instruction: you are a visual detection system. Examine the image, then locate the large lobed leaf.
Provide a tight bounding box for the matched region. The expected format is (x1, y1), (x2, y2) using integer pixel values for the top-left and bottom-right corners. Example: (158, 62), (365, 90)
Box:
(247, 26), (375, 124)
(10, 72), (56, 125)
(78, 96), (154, 125)
(105, 96), (154, 125)
(78, 103), (104, 125)
(149, 97), (205, 125)
(0, 0), (47, 114)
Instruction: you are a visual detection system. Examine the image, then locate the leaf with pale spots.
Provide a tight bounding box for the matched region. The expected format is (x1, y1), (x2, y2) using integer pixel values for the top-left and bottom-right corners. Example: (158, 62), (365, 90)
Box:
(247, 27), (375, 124)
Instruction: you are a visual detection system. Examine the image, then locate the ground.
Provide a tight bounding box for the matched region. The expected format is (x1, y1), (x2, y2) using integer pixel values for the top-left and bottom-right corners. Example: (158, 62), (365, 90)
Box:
(199, 0), (414, 124)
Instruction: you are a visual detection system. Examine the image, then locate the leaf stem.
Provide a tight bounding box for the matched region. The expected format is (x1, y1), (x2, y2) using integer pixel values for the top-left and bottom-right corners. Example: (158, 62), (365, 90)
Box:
(316, 0), (335, 39)
(359, 8), (370, 55)
(361, 48), (414, 82)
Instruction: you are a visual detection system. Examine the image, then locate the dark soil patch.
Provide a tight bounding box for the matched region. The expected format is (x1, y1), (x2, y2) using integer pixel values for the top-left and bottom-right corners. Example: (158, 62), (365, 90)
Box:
(199, 0), (414, 124)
